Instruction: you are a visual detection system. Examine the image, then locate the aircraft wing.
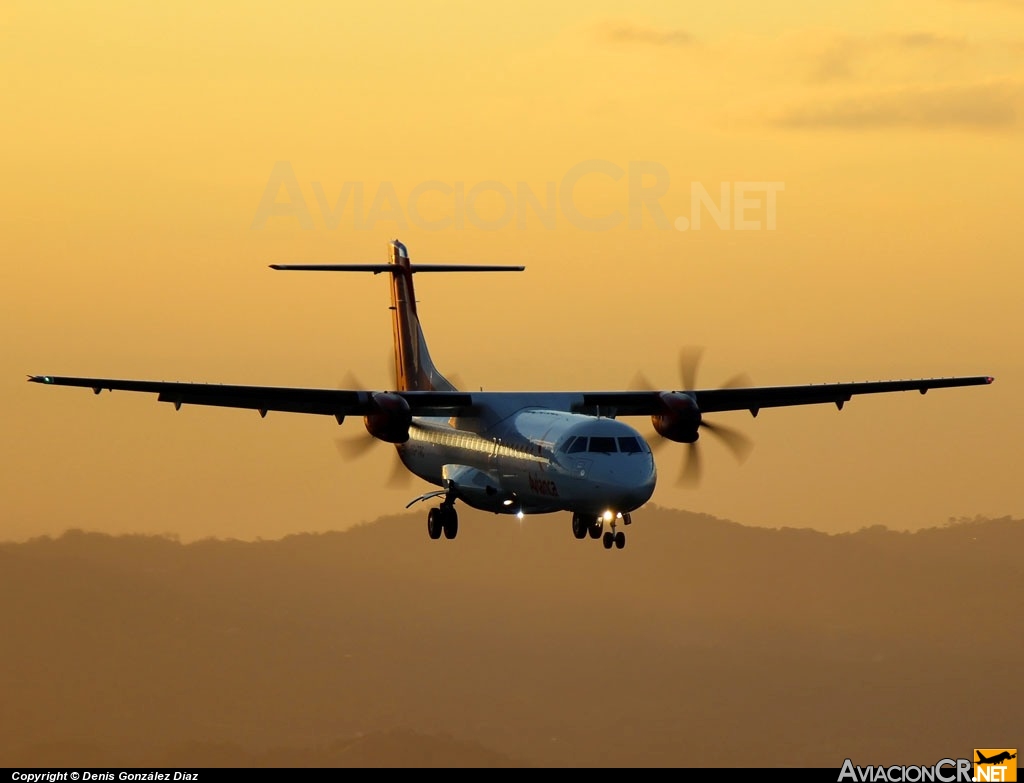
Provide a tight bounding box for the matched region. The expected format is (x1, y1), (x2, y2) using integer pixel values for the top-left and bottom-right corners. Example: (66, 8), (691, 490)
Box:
(28, 374), (993, 420)
(26, 376), (477, 419)
(576, 376), (994, 417)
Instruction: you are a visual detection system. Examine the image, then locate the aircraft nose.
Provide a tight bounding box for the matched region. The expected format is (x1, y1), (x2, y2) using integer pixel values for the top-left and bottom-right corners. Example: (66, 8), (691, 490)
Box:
(589, 454), (657, 511)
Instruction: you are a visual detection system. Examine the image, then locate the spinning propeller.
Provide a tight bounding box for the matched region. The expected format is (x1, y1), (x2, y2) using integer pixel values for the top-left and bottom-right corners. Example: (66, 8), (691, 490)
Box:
(333, 367), (414, 489)
(632, 346), (755, 487)
(332, 359), (465, 489)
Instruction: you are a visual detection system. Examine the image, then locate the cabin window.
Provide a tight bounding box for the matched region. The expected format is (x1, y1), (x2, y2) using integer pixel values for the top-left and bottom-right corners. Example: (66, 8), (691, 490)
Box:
(617, 436), (643, 453)
(567, 437), (588, 454)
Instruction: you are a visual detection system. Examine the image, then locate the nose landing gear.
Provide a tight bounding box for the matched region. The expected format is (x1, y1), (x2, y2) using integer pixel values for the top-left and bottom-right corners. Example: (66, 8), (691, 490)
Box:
(602, 520), (626, 550)
(571, 512), (630, 550)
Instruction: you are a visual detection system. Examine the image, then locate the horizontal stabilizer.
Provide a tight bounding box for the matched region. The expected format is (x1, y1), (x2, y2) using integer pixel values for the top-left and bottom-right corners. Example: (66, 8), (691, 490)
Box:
(270, 263), (524, 273)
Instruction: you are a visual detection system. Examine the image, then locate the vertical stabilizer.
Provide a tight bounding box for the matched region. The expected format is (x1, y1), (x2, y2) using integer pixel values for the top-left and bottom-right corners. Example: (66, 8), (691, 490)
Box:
(269, 241), (523, 392)
(386, 240), (457, 392)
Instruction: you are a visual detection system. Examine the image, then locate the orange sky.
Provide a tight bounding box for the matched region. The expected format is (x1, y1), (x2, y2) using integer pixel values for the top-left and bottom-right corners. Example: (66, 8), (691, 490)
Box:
(3, 0), (1022, 541)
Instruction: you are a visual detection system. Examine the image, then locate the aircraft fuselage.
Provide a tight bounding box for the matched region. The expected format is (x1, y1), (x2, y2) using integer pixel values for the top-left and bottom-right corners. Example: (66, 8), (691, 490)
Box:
(399, 408), (657, 516)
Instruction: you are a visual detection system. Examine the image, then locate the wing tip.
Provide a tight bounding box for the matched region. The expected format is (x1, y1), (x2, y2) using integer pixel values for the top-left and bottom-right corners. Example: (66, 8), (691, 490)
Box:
(985, 376), (995, 384)
(27, 375), (51, 384)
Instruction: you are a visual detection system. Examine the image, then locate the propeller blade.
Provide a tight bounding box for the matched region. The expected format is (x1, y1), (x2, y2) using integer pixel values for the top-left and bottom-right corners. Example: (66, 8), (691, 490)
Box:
(679, 441), (702, 487)
(642, 430), (668, 453)
(334, 434), (376, 460)
(701, 419), (754, 463)
(679, 345), (704, 390)
(629, 371), (656, 392)
(340, 370), (367, 391)
(386, 449), (414, 488)
(386, 353), (398, 390)
(717, 371), (753, 390)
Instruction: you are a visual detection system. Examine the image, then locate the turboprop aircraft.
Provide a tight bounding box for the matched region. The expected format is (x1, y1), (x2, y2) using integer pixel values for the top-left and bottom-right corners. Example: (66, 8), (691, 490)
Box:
(29, 240), (993, 550)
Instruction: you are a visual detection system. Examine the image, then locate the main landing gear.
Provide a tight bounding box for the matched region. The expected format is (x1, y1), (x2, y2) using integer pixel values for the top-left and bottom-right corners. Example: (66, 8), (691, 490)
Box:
(571, 512), (630, 550)
(427, 502), (459, 540)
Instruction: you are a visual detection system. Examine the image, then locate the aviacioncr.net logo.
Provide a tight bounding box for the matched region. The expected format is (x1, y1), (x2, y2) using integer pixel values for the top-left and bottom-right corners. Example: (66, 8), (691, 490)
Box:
(838, 758), (973, 782)
(974, 749), (1017, 782)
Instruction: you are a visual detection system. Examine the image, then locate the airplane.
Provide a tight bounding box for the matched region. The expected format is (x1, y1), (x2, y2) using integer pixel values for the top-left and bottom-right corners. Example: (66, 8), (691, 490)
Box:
(977, 752), (1016, 765)
(29, 239), (994, 550)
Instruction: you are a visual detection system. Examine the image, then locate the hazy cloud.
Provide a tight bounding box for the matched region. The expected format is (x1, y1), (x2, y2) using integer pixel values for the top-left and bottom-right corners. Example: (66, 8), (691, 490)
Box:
(893, 32), (970, 49)
(809, 33), (971, 84)
(810, 39), (861, 83)
(775, 81), (1023, 130)
(953, 0), (1024, 8)
(601, 22), (692, 48)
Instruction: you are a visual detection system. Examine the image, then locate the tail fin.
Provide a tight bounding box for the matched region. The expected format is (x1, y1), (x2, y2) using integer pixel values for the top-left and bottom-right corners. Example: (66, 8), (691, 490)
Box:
(270, 240), (524, 391)
(387, 239), (453, 391)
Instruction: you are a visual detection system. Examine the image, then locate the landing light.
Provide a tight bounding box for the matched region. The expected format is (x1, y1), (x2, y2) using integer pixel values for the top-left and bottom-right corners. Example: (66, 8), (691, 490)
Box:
(516, 511), (524, 520)
(602, 510), (613, 523)
(502, 499), (514, 506)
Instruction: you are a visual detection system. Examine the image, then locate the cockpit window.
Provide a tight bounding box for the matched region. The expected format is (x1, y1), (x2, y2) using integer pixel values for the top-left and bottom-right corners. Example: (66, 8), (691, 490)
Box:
(567, 437), (588, 453)
(617, 436), (643, 453)
(588, 436), (618, 453)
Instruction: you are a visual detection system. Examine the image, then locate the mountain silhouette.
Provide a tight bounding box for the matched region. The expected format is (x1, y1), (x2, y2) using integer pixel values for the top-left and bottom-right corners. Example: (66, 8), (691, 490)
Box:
(0, 507), (1019, 767)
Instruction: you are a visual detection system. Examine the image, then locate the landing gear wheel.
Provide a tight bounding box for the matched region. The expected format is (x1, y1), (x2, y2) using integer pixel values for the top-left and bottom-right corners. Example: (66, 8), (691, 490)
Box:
(571, 512), (588, 540)
(427, 508), (443, 540)
(602, 531), (614, 549)
(614, 531), (626, 549)
(442, 506), (459, 539)
(588, 518), (602, 539)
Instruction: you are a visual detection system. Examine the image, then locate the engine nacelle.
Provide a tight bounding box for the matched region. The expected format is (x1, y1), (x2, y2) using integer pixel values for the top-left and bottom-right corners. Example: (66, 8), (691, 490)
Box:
(364, 392), (412, 443)
(651, 391), (702, 443)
